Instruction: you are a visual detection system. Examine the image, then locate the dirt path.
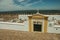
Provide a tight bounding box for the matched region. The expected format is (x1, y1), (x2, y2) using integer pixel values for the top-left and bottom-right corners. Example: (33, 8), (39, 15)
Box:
(0, 29), (59, 40)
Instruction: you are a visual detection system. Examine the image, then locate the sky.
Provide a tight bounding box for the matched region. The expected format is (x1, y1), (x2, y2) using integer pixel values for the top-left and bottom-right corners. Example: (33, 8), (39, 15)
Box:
(0, 0), (60, 11)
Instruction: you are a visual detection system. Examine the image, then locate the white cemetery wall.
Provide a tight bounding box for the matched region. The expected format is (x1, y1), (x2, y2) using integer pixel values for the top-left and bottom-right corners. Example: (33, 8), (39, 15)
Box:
(0, 15), (30, 31)
(47, 15), (60, 33)
(0, 14), (60, 33)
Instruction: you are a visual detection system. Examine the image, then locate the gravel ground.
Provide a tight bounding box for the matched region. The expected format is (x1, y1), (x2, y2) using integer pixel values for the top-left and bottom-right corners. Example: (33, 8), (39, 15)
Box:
(0, 29), (59, 40)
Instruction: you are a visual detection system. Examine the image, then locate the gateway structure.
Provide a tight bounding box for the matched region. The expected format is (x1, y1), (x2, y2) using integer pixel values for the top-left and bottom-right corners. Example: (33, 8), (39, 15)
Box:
(28, 12), (48, 32)
(0, 10), (60, 33)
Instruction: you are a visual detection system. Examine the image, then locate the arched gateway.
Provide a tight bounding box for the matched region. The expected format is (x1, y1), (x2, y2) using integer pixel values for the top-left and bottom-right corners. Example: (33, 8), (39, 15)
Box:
(28, 12), (48, 33)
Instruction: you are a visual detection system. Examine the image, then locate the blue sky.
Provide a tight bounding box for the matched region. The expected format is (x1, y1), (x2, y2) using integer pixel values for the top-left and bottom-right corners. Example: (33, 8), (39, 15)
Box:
(0, 0), (60, 11)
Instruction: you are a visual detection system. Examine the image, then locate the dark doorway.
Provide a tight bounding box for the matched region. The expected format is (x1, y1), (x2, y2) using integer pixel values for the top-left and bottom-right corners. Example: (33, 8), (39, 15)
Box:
(34, 24), (42, 32)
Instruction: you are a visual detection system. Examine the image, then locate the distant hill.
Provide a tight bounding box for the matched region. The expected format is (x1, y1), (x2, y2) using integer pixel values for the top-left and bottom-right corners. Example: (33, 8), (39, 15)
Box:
(0, 10), (60, 15)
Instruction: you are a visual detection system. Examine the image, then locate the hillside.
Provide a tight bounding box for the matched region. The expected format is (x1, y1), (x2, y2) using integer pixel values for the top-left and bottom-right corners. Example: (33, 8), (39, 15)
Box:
(0, 10), (60, 15)
(0, 29), (59, 40)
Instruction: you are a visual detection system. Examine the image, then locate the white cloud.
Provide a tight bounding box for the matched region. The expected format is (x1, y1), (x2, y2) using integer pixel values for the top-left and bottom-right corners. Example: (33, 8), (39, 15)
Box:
(0, 0), (23, 11)
(17, 0), (25, 2)
(0, 0), (43, 11)
(0, 0), (2, 2)
(25, 0), (42, 6)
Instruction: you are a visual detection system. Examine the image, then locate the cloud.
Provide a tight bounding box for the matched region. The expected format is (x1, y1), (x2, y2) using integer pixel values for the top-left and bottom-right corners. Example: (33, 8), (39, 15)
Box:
(13, 0), (31, 6)
(13, 0), (42, 6)
(0, 0), (60, 11)
(0, 0), (31, 11)
(17, 0), (25, 2)
(0, 0), (43, 11)
(25, 0), (42, 6)
(0, 0), (2, 2)
(0, 0), (24, 11)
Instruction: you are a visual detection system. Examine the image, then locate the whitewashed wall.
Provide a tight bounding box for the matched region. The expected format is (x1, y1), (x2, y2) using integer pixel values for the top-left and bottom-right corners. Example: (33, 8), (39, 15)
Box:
(0, 15), (30, 31)
(47, 15), (60, 33)
(0, 15), (60, 33)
